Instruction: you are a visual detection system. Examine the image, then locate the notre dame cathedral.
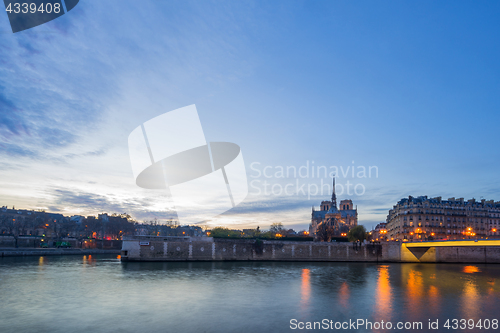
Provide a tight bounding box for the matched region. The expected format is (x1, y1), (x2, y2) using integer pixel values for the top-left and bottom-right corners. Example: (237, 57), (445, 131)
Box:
(309, 178), (358, 239)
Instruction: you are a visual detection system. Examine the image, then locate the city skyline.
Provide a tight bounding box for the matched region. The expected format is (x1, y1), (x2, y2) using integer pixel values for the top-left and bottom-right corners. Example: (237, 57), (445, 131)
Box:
(1, 1), (500, 231)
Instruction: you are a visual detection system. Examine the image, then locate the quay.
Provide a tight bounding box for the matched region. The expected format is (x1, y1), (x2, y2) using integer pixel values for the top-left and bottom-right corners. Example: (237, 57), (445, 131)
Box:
(121, 236), (500, 263)
(0, 248), (121, 257)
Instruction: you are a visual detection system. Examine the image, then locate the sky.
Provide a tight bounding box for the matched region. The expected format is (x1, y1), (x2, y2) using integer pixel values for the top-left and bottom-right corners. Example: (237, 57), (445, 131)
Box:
(1, 0), (500, 231)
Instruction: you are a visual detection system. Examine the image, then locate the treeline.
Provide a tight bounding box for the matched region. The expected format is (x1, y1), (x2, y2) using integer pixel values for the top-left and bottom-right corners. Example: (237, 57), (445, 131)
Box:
(0, 212), (136, 240)
(209, 223), (313, 241)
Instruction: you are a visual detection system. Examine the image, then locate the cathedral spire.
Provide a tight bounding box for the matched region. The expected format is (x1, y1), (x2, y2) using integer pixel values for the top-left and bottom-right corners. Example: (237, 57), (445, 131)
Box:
(331, 176), (337, 209)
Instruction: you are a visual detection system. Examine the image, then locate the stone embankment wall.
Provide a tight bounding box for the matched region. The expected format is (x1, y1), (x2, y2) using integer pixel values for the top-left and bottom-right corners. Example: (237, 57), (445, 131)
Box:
(121, 236), (401, 262)
(0, 249), (120, 257)
(122, 237), (500, 263)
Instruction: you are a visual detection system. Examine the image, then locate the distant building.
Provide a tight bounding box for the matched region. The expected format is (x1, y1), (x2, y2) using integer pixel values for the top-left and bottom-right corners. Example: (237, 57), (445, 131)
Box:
(134, 223), (203, 237)
(386, 195), (500, 241)
(0, 207), (66, 236)
(98, 214), (109, 222)
(70, 215), (84, 224)
(309, 178), (358, 239)
(370, 222), (387, 242)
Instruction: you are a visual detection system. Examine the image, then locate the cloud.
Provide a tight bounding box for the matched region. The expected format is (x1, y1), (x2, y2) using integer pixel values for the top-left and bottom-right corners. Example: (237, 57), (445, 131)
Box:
(0, 6), (119, 160)
(226, 195), (313, 215)
(50, 188), (177, 222)
(0, 141), (37, 158)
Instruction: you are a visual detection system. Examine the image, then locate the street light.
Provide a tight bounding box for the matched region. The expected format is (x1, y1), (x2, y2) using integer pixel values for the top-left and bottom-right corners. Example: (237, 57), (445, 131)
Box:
(464, 227), (475, 239)
(414, 228), (424, 240)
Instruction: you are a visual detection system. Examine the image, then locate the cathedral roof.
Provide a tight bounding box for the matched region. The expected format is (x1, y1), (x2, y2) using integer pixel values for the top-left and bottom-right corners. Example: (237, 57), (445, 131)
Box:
(340, 210), (357, 217)
(312, 210), (327, 219)
(313, 209), (356, 219)
(326, 206), (339, 214)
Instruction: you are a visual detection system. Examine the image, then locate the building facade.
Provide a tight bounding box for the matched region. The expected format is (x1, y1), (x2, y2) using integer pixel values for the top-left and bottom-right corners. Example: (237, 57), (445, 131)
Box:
(309, 178), (358, 239)
(386, 196), (500, 241)
(370, 222), (388, 242)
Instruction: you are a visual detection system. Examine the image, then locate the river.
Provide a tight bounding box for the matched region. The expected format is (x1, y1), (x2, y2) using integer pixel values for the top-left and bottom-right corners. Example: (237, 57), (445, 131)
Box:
(0, 255), (499, 332)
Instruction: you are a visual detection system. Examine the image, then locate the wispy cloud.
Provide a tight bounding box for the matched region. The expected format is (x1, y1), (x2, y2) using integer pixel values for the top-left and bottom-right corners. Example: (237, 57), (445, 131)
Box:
(50, 188), (178, 222)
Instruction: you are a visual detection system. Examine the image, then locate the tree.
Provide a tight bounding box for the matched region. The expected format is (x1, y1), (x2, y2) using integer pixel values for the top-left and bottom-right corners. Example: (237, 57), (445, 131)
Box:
(316, 223), (335, 242)
(270, 222), (285, 234)
(209, 227), (242, 238)
(347, 225), (366, 242)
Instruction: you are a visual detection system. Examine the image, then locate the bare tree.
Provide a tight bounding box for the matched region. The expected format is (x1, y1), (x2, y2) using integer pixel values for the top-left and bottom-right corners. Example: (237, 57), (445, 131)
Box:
(316, 223), (335, 242)
(270, 222), (285, 234)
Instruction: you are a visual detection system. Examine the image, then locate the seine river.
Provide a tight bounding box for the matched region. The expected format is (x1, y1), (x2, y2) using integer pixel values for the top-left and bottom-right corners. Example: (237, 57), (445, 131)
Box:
(1, 255), (499, 333)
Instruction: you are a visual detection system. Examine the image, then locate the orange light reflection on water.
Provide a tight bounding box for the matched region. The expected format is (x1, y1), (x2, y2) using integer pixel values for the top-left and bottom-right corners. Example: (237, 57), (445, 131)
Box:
(463, 266), (481, 274)
(487, 279), (495, 294)
(374, 265), (392, 321)
(428, 285), (440, 315)
(300, 269), (311, 314)
(38, 256), (46, 271)
(338, 282), (350, 308)
(461, 280), (480, 319)
(405, 269), (424, 320)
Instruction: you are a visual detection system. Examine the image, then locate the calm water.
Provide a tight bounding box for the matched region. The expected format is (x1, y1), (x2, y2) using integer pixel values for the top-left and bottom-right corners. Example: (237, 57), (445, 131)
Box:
(1, 255), (499, 333)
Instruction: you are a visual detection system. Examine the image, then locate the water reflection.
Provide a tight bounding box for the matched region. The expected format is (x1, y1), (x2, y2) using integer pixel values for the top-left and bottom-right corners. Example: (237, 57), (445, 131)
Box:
(463, 265), (481, 274)
(300, 268), (311, 313)
(338, 281), (350, 308)
(37, 256), (46, 273)
(428, 285), (440, 316)
(405, 267), (425, 320)
(487, 279), (495, 295)
(461, 280), (480, 319)
(374, 265), (392, 321)
(82, 254), (97, 267)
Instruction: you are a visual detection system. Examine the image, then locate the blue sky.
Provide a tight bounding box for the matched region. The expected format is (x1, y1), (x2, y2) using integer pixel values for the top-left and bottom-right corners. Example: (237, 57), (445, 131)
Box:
(1, 1), (500, 231)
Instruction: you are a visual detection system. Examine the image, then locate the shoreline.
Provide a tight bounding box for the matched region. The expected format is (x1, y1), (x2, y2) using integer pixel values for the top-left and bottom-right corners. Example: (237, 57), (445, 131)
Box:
(0, 248), (121, 257)
(121, 236), (500, 263)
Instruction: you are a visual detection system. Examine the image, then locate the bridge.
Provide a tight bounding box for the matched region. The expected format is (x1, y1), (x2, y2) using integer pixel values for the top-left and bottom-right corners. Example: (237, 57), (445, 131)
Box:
(402, 240), (500, 263)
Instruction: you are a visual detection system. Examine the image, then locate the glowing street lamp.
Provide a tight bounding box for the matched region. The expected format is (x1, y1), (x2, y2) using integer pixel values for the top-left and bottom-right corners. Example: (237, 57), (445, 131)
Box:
(464, 227), (475, 239)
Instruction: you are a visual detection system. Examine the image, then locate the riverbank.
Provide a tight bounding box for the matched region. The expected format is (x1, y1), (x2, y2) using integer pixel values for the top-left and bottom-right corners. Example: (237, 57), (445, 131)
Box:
(121, 236), (500, 263)
(121, 236), (399, 262)
(0, 248), (121, 257)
